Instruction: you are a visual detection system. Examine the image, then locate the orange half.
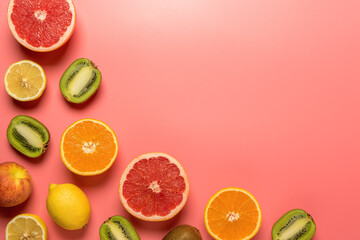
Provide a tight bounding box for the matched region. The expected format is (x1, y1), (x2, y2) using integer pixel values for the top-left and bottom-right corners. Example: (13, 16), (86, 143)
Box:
(60, 119), (118, 176)
(204, 187), (262, 240)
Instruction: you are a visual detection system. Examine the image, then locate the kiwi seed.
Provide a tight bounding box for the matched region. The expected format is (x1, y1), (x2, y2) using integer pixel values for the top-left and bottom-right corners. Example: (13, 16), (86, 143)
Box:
(59, 58), (101, 103)
(7, 115), (50, 158)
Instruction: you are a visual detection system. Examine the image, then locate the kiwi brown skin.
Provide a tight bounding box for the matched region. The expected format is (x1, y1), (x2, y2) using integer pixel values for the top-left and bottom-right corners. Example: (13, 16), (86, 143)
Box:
(272, 209), (316, 240)
(59, 58), (101, 104)
(7, 115), (50, 158)
(163, 224), (202, 240)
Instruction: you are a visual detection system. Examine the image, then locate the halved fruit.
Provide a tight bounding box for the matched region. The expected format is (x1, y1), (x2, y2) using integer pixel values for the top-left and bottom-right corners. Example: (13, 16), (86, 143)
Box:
(6, 213), (47, 240)
(204, 187), (262, 240)
(99, 215), (140, 240)
(7, 0), (76, 52)
(4, 60), (46, 101)
(60, 119), (118, 176)
(119, 152), (190, 221)
(272, 209), (316, 240)
(7, 115), (50, 158)
(59, 58), (101, 103)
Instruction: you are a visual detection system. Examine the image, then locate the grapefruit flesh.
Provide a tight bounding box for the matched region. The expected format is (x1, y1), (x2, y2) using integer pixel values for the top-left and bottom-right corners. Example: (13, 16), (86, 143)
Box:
(120, 153), (190, 221)
(8, 0), (76, 52)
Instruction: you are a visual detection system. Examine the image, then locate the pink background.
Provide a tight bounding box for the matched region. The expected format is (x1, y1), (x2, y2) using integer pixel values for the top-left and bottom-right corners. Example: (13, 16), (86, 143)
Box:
(1, 0), (360, 239)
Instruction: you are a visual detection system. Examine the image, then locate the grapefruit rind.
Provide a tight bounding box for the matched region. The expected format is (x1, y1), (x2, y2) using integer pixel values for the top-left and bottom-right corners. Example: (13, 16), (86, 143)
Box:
(7, 0), (76, 52)
(4, 60), (47, 101)
(119, 152), (190, 221)
(204, 187), (262, 240)
(60, 118), (118, 176)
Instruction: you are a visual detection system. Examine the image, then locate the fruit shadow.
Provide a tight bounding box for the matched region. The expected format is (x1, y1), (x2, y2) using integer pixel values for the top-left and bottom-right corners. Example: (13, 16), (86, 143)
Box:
(49, 223), (86, 239)
(69, 154), (117, 187)
(17, 33), (75, 66)
(10, 87), (48, 109)
(62, 85), (101, 110)
(0, 200), (30, 218)
(8, 142), (47, 165)
(126, 205), (188, 232)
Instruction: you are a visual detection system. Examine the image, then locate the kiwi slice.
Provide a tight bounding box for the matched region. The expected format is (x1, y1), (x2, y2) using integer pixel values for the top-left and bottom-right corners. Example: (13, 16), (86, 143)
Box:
(7, 115), (50, 158)
(59, 58), (101, 103)
(272, 209), (316, 240)
(163, 224), (202, 240)
(99, 215), (140, 240)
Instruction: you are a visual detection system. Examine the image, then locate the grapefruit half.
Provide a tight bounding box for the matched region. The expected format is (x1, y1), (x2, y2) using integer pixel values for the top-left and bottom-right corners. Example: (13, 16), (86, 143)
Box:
(7, 0), (76, 52)
(119, 152), (190, 221)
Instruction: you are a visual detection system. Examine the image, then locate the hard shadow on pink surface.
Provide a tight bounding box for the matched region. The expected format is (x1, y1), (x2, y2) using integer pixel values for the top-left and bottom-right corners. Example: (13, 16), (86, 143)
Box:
(127, 206), (183, 232)
(17, 31), (77, 67)
(0, 200), (30, 218)
(69, 158), (117, 188)
(61, 85), (102, 110)
(9, 95), (45, 109)
(6, 142), (48, 165)
(49, 222), (86, 239)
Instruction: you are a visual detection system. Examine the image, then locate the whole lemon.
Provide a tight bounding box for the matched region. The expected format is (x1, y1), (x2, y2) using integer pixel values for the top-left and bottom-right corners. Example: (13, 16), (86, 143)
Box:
(46, 183), (91, 230)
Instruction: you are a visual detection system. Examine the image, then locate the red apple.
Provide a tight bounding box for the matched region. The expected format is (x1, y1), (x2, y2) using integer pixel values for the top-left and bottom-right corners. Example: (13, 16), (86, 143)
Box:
(0, 162), (33, 207)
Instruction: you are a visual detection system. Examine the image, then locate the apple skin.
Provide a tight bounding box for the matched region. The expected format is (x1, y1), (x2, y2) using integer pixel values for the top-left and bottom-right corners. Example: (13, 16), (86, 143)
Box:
(0, 162), (33, 207)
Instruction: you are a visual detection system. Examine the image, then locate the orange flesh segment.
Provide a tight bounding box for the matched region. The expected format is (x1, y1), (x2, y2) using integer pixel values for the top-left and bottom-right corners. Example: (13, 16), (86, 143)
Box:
(207, 191), (260, 239)
(62, 120), (117, 172)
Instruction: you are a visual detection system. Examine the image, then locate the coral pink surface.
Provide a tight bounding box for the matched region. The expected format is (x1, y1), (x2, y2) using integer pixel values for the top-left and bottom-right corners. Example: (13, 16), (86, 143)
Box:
(1, 1), (360, 239)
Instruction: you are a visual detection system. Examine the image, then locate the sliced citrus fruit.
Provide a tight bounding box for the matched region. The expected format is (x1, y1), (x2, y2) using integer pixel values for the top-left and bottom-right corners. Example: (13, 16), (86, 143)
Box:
(60, 119), (118, 176)
(7, 0), (76, 52)
(6, 213), (47, 240)
(119, 152), (190, 221)
(204, 187), (262, 240)
(5, 60), (46, 101)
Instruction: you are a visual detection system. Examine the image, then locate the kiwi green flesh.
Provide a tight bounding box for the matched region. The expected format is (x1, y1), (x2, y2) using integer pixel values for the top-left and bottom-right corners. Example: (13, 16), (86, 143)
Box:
(60, 58), (101, 104)
(163, 224), (202, 240)
(99, 216), (140, 240)
(7, 115), (49, 158)
(272, 209), (316, 240)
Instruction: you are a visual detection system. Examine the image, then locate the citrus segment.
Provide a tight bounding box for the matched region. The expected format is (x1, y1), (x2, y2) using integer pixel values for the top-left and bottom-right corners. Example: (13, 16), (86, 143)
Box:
(119, 152), (190, 221)
(6, 213), (47, 240)
(60, 119), (118, 176)
(7, 0), (76, 52)
(204, 187), (262, 240)
(5, 60), (46, 101)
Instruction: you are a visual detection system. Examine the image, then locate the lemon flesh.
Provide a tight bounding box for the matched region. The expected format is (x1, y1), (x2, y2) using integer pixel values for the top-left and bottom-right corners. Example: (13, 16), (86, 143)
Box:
(5, 60), (46, 101)
(6, 213), (47, 240)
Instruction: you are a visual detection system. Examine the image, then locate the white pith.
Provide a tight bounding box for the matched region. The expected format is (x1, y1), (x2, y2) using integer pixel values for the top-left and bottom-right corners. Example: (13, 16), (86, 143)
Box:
(149, 181), (161, 193)
(15, 124), (43, 148)
(7, 0), (76, 52)
(277, 218), (309, 240)
(119, 152), (190, 221)
(106, 221), (127, 240)
(82, 141), (98, 154)
(226, 211), (240, 222)
(69, 66), (93, 95)
(34, 10), (47, 21)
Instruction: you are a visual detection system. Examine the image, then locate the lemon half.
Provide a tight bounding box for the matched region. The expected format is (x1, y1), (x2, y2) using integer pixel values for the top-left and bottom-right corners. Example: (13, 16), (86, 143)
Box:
(6, 213), (47, 240)
(4, 60), (46, 101)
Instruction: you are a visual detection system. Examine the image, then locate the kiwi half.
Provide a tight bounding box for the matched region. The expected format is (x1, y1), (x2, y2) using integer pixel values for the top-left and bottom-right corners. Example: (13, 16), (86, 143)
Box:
(272, 209), (316, 240)
(7, 115), (50, 158)
(59, 58), (101, 103)
(99, 215), (140, 240)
